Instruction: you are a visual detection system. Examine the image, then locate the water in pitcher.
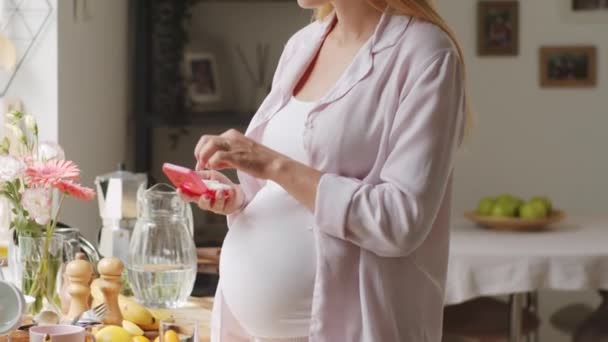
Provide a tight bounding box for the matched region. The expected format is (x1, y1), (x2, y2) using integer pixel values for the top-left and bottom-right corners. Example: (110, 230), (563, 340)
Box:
(128, 264), (196, 308)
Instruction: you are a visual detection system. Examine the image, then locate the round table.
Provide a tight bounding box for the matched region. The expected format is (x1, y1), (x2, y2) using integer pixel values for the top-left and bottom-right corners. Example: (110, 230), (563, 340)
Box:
(446, 216), (608, 342)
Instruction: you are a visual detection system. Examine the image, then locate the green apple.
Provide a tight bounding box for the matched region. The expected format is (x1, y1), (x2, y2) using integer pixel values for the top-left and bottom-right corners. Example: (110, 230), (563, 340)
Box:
(519, 201), (548, 219)
(491, 201), (517, 217)
(529, 200), (549, 217)
(476, 197), (495, 216)
(496, 194), (520, 206)
(495, 194), (522, 215)
(530, 196), (552, 213)
(496, 193), (515, 204)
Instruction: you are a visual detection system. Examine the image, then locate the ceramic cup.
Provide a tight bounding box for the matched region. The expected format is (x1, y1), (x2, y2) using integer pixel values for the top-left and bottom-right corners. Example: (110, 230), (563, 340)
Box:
(29, 325), (95, 342)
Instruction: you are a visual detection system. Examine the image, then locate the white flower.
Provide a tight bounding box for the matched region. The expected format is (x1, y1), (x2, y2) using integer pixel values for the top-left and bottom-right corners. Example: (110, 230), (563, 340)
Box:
(5, 110), (23, 124)
(24, 115), (38, 136)
(37, 141), (65, 161)
(0, 155), (25, 181)
(21, 188), (51, 226)
(4, 123), (26, 145)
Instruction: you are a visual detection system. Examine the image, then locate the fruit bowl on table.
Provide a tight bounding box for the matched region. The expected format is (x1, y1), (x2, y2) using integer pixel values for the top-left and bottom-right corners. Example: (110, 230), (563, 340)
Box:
(464, 210), (566, 231)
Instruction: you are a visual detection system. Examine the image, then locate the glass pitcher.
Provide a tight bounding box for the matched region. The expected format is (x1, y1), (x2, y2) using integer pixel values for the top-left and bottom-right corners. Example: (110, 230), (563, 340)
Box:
(127, 184), (197, 308)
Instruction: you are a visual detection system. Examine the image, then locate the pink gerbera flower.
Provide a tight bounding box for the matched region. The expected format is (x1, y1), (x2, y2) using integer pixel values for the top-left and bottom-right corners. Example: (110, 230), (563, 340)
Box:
(26, 160), (80, 186)
(54, 180), (96, 201)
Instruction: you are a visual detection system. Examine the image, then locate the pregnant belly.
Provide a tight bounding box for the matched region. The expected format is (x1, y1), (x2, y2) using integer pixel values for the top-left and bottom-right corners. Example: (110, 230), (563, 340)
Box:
(220, 182), (316, 338)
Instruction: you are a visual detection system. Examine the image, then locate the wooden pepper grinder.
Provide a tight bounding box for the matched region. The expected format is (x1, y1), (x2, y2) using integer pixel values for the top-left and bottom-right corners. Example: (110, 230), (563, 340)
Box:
(61, 252), (89, 314)
(65, 257), (93, 321)
(97, 257), (124, 325)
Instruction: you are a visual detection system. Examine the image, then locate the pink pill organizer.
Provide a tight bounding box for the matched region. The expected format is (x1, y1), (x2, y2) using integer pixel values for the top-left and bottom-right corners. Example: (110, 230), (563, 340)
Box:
(162, 163), (231, 199)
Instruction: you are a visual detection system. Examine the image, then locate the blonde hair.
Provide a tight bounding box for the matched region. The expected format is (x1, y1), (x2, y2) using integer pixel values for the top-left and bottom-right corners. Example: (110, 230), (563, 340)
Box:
(316, 1), (473, 139)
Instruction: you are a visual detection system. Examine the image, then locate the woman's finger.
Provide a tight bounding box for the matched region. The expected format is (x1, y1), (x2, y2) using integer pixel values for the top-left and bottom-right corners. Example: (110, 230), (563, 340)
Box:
(222, 189), (234, 210)
(196, 169), (216, 180)
(194, 134), (212, 160)
(195, 138), (216, 168)
(212, 191), (227, 213)
(197, 194), (213, 211)
(207, 151), (235, 170)
(177, 188), (199, 203)
(196, 137), (230, 168)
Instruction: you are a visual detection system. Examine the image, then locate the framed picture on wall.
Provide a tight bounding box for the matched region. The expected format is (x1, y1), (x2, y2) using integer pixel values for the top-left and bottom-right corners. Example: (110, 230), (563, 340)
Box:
(572, 0), (608, 11)
(559, 0), (608, 23)
(539, 46), (597, 88)
(477, 1), (519, 56)
(185, 52), (222, 104)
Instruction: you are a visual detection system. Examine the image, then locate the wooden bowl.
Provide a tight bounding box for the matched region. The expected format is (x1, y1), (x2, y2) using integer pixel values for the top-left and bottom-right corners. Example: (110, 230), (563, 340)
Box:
(464, 210), (566, 231)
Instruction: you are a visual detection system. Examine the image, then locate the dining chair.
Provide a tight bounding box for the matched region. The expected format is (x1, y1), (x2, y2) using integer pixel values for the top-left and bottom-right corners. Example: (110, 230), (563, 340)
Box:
(572, 290), (608, 342)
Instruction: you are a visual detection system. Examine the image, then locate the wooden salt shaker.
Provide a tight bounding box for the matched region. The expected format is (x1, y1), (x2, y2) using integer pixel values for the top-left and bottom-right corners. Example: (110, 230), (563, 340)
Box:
(97, 257), (123, 325)
(65, 257), (94, 321)
(61, 252), (90, 314)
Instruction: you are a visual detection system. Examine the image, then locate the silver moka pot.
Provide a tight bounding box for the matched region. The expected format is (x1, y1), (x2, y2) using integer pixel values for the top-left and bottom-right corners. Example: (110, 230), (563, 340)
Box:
(95, 164), (147, 264)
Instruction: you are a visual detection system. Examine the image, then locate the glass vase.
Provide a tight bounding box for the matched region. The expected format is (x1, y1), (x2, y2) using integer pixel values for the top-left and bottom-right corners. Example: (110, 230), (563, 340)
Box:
(18, 235), (63, 315)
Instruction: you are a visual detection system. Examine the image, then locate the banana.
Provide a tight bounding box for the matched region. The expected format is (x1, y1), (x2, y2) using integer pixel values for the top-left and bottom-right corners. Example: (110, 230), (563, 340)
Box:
(90, 280), (163, 331)
(118, 295), (158, 330)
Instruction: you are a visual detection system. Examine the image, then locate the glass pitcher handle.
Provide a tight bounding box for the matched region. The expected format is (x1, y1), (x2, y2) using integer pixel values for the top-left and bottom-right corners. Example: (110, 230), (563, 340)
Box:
(63, 239), (78, 262)
(78, 236), (101, 265)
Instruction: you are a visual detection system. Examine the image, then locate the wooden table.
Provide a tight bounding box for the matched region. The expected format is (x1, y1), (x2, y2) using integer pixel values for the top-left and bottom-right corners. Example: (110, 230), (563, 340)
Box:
(1, 297), (214, 342)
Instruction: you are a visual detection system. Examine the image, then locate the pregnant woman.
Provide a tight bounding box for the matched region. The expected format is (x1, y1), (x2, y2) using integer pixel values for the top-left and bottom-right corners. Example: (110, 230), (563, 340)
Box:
(185, 0), (468, 341)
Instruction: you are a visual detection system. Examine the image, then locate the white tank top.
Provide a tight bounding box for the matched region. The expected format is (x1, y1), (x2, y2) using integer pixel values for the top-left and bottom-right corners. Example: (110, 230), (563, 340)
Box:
(220, 97), (317, 338)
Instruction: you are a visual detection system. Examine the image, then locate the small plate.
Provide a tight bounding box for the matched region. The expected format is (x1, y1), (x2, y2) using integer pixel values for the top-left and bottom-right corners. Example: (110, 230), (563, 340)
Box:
(464, 210), (566, 231)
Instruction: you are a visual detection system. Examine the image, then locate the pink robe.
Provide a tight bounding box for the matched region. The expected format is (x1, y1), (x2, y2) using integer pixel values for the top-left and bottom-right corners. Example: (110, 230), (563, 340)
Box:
(211, 11), (465, 342)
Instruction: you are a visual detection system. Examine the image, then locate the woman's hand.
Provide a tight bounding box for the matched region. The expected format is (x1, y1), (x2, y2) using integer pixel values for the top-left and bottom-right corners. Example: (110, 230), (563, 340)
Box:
(179, 170), (245, 216)
(194, 129), (285, 180)
(194, 129), (323, 211)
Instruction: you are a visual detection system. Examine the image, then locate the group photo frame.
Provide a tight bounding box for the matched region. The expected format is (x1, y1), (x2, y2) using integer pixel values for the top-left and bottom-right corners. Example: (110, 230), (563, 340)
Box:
(559, 0), (608, 23)
(477, 1), (520, 56)
(539, 46), (597, 88)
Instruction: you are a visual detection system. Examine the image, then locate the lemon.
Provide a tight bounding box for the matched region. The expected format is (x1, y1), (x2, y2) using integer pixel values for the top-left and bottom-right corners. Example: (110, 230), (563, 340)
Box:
(153, 337), (159, 342)
(148, 308), (172, 322)
(123, 320), (144, 336)
(164, 330), (180, 342)
(95, 326), (132, 342)
(133, 336), (150, 342)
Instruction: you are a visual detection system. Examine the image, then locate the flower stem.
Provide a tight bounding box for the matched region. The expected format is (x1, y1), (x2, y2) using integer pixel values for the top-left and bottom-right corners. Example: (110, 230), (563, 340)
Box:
(29, 193), (66, 304)
(49, 193), (66, 236)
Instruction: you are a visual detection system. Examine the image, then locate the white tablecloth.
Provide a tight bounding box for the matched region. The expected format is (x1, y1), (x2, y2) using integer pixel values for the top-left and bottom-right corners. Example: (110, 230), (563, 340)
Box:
(446, 216), (608, 305)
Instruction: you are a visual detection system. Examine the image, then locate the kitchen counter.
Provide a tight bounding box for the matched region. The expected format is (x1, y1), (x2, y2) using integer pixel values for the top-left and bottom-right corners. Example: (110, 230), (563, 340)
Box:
(0, 297), (214, 342)
(154, 296), (214, 342)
